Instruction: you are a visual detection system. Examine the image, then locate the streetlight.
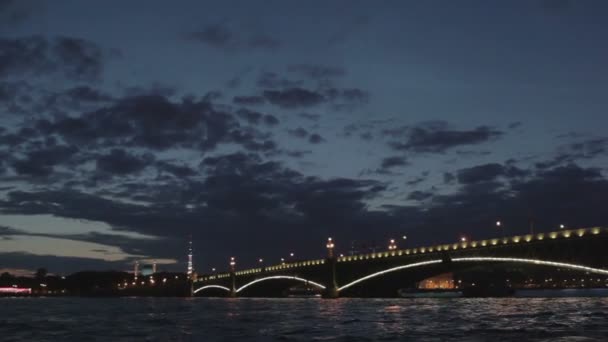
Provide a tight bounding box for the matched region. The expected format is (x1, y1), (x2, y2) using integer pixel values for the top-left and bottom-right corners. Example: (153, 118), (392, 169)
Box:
(560, 224), (565, 229)
(211, 268), (216, 272)
(258, 258), (264, 263)
(326, 237), (335, 258)
(229, 257), (236, 272)
(402, 235), (407, 240)
(280, 258), (285, 264)
(460, 236), (467, 242)
(496, 220), (505, 238)
(289, 252), (295, 258)
(388, 239), (397, 250)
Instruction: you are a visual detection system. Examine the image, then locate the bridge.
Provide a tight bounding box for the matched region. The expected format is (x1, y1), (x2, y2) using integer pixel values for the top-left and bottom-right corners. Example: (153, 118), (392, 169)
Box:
(193, 227), (608, 298)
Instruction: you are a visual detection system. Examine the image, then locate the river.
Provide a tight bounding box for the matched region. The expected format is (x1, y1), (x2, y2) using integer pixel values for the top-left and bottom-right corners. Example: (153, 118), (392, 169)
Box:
(1, 297), (607, 341)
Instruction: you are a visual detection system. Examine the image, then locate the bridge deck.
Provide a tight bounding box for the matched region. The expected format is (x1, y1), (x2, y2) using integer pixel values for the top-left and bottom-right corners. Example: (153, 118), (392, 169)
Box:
(197, 227), (607, 283)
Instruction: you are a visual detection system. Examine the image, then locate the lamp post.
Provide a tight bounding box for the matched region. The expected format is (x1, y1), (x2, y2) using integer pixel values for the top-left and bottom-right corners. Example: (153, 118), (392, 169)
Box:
(326, 237), (335, 258)
(229, 257), (236, 297)
(388, 239), (397, 250)
(496, 220), (504, 238)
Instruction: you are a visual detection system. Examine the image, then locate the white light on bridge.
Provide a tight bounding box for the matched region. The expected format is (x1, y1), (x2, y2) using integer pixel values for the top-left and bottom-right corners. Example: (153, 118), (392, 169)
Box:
(496, 221), (501, 227)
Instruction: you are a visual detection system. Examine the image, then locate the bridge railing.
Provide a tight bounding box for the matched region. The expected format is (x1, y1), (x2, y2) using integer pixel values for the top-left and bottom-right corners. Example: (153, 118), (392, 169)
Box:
(336, 227), (606, 263)
(196, 227), (606, 282)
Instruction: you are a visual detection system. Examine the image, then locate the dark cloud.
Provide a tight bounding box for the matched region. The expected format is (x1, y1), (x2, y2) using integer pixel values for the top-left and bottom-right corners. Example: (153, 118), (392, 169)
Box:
(298, 113), (320, 121)
(96, 149), (154, 175)
(263, 114), (279, 126)
(233, 95), (265, 106)
(508, 121), (523, 129)
(388, 121), (503, 153)
(185, 24), (234, 49)
(263, 88), (325, 108)
(380, 156), (408, 169)
(156, 161), (197, 178)
(228, 128), (277, 152)
(0, 35), (106, 81)
(12, 145), (79, 177)
(257, 71), (303, 89)
(407, 190), (433, 201)
(288, 127), (309, 138)
(456, 163), (525, 184)
(535, 137), (608, 169)
(37, 94), (239, 151)
(236, 108), (264, 125)
(308, 133), (324, 144)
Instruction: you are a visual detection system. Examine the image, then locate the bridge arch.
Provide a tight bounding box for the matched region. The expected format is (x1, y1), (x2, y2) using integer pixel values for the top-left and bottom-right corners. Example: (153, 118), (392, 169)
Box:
(193, 284), (231, 294)
(236, 275), (326, 293)
(338, 257), (608, 292)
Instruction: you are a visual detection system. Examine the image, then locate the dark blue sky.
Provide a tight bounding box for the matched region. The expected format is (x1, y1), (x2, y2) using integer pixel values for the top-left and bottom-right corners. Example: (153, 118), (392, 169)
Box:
(1, 0), (607, 275)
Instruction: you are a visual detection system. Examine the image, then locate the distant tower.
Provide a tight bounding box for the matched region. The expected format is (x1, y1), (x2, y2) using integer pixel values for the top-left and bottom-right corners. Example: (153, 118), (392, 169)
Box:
(187, 237), (194, 276)
(152, 261), (157, 274)
(134, 261), (139, 281)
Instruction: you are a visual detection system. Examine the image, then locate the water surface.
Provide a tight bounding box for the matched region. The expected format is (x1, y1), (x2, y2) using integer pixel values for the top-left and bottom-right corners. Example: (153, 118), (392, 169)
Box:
(1, 297), (607, 341)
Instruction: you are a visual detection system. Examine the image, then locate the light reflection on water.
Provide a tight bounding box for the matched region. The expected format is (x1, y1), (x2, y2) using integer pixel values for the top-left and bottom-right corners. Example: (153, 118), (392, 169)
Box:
(1, 297), (607, 341)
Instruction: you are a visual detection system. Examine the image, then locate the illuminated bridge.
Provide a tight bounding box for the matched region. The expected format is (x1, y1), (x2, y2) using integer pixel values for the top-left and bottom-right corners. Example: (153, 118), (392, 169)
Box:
(193, 227), (608, 298)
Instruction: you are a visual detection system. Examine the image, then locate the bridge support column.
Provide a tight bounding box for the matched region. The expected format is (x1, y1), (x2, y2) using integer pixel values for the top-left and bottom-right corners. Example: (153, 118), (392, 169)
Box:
(322, 237), (339, 298)
(229, 271), (237, 297)
(322, 256), (339, 299)
(228, 257), (238, 297)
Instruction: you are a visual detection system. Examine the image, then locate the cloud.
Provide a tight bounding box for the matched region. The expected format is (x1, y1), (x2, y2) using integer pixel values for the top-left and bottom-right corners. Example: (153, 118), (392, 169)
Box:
(535, 137), (608, 169)
(380, 156), (408, 169)
(12, 144), (79, 177)
(186, 24), (281, 51)
(308, 133), (324, 144)
(407, 190), (433, 201)
(387, 121), (503, 153)
(287, 64), (346, 79)
(0, 35), (107, 81)
(185, 24), (233, 48)
(257, 71), (303, 89)
(456, 163), (528, 184)
(36, 94), (242, 151)
(96, 149), (155, 176)
(263, 88), (325, 108)
(288, 127), (309, 138)
(233, 95), (265, 106)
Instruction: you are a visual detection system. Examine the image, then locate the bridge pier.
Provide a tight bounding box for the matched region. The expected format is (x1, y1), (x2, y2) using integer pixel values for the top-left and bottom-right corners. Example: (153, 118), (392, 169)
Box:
(323, 255), (340, 299)
(229, 268), (238, 297)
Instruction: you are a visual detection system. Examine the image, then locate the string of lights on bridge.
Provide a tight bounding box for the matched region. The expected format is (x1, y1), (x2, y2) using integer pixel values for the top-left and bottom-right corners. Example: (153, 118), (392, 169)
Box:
(197, 226), (604, 282)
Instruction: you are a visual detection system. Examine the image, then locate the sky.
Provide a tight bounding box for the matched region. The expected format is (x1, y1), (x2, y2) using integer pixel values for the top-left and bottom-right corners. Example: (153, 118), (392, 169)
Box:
(1, 0), (608, 275)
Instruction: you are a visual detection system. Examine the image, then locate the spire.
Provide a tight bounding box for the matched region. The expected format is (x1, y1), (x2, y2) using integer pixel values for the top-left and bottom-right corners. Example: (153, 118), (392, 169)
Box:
(134, 260), (139, 281)
(187, 236), (193, 276)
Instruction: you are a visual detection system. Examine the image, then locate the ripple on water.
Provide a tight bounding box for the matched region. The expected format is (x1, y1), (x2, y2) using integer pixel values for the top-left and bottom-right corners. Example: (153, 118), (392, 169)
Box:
(1, 297), (607, 341)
